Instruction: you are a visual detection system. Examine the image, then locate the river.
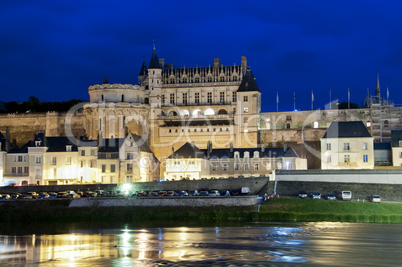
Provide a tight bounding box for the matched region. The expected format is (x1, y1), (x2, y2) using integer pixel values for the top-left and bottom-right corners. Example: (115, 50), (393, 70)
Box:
(0, 222), (401, 266)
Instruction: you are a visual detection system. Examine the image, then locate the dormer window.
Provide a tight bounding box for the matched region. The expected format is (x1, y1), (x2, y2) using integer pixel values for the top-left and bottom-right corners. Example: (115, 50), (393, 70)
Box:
(66, 145), (72, 152)
(399, 140), (402, 147)
(253, 151), (259, 158)
(244, 152), (250, 158)
(234, 152), (239, 158)
(35, 141), (41, 147)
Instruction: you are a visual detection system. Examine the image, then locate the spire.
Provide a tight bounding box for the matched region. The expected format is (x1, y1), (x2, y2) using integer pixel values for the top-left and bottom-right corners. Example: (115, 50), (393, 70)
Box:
(138, 61), (148, 76)
(375, 73), (380, 97)
(149, 48), (161, 69)
(103, 75), (109, 84)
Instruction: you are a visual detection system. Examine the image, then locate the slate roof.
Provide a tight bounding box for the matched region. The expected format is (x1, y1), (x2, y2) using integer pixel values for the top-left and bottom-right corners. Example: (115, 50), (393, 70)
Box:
(45, 137), (79, 152)
(237, 67), (260, 93)
(98, 133), (152, 153)
(391, 130), (402, 147)
(168, 142), (300, 159)
(138, 61), (148, 76)
(149, 49), (161, 69)
(322, 121), (371, 139)
(374, 142), (391, 150)
(168, 142), (204, 159)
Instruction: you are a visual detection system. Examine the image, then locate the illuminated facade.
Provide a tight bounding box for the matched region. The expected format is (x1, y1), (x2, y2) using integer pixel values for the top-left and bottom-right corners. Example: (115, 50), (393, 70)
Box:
(164, 142), (307, 180)
(0, 132), (159, 186)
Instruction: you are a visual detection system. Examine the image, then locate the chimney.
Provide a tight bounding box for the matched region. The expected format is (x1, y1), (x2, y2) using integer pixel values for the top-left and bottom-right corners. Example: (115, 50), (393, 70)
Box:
(283, 143), (288, 152)
(5, 127), (11, 152)
(230, 143), (233, 153)
(214, 58), (220, 69)
(159, 58), (164, 68)
(241, 56), (247, 76)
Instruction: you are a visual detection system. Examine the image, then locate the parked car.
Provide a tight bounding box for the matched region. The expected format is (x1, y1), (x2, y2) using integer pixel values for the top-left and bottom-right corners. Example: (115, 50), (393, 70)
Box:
(311, 191), (321, 199)
(199, 190), (210, 196)
(19, 194), (33, 199)
(37, 193), (49, 199)
(48, 192), (57, 199)
(238, 175), (245, 178)
(136, 191), (146, 197)
(10, 193), (20, 199)
(220, 189), (231, 196)
(157, 191), (167, 197)
(66, 192), (81, 198)
(370, 195), (381, 203)
(209, 190), (220, 196)
(95, 190), (105, 197)
(326, 193), (336, 200)
(231, 189), (240, 196)
(241, 187), (251, 195)
(83, 191), (97, 198)
(177, 191), (189, 196)
(0, 194), (11, 200)
(166, 191), (176, 196)
(57, 192), (69, 198)
(26, 192), (38, 199)
(340, 191), (352, 201)
(298, 191), (308, 198)
(188, 189), (199, 196)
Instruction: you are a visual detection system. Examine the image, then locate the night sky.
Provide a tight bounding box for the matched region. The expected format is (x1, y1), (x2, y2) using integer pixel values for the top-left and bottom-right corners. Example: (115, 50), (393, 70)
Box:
(1, 0), (402, 112)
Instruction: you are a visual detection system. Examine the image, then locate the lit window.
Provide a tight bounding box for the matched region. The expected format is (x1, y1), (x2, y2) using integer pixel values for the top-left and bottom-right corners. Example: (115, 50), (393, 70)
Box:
(81, 150), (85, 156)
(51, 157), (57, 165)
(362, 142), (368, 150)
(344, 143), (350, 151)
(102, 164), (106, 173)
(220, 92), (225, 103)
(344, 155), (350, 164)
(243, 107), (248, 113)
(66, 156), (71, 165)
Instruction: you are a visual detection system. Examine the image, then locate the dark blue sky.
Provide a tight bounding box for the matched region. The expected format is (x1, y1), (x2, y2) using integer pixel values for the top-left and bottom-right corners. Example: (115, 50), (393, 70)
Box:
(1, 0), (402, 112)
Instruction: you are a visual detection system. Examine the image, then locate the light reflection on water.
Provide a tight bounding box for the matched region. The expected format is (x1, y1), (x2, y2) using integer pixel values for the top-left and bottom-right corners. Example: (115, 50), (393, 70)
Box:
(1, 222), (402, 266)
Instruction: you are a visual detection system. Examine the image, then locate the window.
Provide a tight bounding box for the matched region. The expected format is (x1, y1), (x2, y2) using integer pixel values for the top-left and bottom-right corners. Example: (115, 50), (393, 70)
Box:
(161, 95), (165, 104)
(327, 155), (331, 163)
(81, 150), (85, 156)
(220, 76), (225, 82)
(18, 167), (22, 174)
(81, 161), (85, 168)
(36, 156), (42, 164)
(91, 149), (95, 156)
(233, 75), (238, 81)
(66, 145), (72, 152)
(400, 152), (402, 158)
(314, 121), (318, 128)
(254, 163), (259, 170)
(121, 94), (125, 102)
(211, 162), (217, 171)
(286, 116), (292, 121)
(234, 152), (240, 158)
(207, 76), (212, 82)
(234, 163), (239, 170)
(244, 152), (250, 158)
(66, 156), (72, 165)
(243, 107), (248, 113)
(195, 92), (200, 104)
(111, 164), (116, 173)
(207, 92), (212, 104)
(90, 160), (95, 168)
(286, 123), (291, 129)
(195, 77), (200, 83)
(24, 167), (29, 173)
(170, 93), (175, 105)
(35, 141), (41, 147)
(327, 143), (331, 151)
(222, 163), (228, 171)
(244, 117), (248, 123)
(51, 157), (57, 165)
(243, 96), (248, 102)
(182, 93), (187, 105)
(220, 92), (225, 103)
(11, 167), (16, 174)
(126, 152), (133, 160)
(127, 163), (133, 173)
(244, 163), (249, 171)
(362, 142), (368, 150)
(18, 155), (23, 162)
(101, 164), (106, 173)
(344, 155), (350, 164)
(254, 151), (259, 158)
(363, 155), (368, 163)
(232, 92), (237, 102)
(344, 143), (350, 151)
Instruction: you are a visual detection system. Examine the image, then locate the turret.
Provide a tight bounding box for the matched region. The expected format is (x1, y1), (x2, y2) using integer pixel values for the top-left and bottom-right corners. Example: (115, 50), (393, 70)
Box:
(138, 61), (148, 85)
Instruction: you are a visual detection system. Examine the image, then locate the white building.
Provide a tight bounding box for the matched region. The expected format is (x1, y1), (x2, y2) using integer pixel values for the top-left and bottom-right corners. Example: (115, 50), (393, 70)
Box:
(321, 121), (374, 169)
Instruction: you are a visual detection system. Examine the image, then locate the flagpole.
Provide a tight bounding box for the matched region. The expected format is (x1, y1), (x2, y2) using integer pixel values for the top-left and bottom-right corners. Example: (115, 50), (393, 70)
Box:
(311, 90), (314, 110)
(293, 92), (296, 111)
(329, 89), (331, 109)
(276, 92), (279, 112)
(348, 88), (350, 109)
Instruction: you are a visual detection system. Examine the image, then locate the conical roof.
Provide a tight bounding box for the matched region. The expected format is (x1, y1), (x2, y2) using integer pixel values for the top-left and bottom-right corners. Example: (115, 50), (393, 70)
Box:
(237, 67), (260, 93)
(138, 61), (148, 76)
(149, 48), (161, 69)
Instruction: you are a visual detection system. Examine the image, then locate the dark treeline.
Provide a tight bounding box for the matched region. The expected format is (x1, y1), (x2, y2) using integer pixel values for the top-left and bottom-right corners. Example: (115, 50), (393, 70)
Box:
(0, 96), (85, 113)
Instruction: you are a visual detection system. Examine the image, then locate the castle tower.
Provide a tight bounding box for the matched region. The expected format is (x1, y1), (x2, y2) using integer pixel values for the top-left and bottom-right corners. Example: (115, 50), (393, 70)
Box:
(235, 67), (261, 147)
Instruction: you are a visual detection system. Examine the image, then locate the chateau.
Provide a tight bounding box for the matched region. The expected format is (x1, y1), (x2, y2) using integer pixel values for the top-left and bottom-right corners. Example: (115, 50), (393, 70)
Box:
(1, 48), (402, 185)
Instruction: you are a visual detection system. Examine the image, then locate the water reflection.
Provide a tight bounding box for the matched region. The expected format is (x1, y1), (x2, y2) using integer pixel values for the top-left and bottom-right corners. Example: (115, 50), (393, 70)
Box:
(1, 222), (402, 266)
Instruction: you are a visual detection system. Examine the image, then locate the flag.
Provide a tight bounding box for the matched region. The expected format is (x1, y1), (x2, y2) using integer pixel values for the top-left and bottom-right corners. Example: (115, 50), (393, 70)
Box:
(387, 87), (389, 99)
(348, 88), (350, 101)
(311, 90), (314, 102)
(276, 92), (279, 104)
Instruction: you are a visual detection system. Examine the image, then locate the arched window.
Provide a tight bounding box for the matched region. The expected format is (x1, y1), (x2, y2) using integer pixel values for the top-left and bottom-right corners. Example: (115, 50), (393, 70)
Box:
(204, 108), (215, 115)
(101, 95), (104, 101)
(253, 151), (259, 158)
(286, 123), (291, 129)
(144, 98), (149, 104)
(218, 109), (227, 114)
(121, 94), (124, 102)
(244, 152), (250, 158)
(168, 110), (177, 116)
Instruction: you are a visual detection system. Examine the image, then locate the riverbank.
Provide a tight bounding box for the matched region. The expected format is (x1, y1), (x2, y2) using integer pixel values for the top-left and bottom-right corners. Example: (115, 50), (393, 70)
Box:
(2, 198), (402, 224)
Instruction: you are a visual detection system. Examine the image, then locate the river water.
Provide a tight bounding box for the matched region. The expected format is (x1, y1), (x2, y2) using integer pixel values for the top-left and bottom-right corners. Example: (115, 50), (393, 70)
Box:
(0, 222), (402, 266)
